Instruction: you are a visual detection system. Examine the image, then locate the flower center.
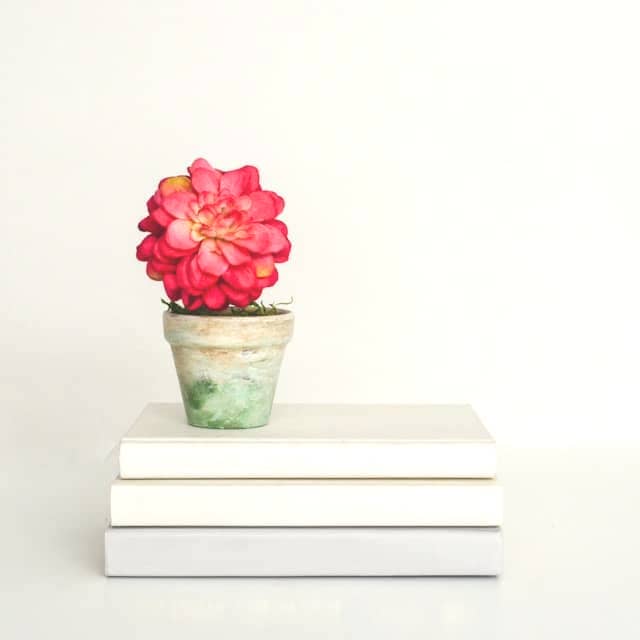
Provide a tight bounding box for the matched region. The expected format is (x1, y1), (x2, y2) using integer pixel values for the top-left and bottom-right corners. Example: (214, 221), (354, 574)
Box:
(190, 201), (244, 243)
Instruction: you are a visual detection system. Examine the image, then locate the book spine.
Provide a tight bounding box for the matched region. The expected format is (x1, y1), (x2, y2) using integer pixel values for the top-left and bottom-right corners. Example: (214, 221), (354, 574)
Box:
(105, 527), (503, 577)
(110, 481), (503, 526)
(119, 442), (497, 479)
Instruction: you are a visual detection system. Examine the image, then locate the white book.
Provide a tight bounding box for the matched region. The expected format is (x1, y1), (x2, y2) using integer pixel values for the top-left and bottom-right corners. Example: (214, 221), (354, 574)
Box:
(110, 477), (503, 526)
(105, 526), (503, 577)
(119, 403), (496, 479)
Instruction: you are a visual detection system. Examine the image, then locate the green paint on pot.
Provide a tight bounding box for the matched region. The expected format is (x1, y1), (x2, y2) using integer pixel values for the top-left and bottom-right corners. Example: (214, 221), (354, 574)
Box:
(185, 378), (217, 410)
(180, 377), (274, 429)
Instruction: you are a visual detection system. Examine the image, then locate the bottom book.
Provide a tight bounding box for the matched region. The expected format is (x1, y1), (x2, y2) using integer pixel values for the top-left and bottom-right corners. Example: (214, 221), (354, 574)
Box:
(105, 526), (503, 577)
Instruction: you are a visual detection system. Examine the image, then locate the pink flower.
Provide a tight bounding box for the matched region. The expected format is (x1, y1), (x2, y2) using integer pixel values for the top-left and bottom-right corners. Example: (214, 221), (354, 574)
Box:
(136, 158), (290, 310)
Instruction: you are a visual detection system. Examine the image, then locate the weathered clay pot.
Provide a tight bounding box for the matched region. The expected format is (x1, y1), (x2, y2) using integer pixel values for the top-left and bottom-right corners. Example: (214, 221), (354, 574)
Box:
(163, 310), (294, 429)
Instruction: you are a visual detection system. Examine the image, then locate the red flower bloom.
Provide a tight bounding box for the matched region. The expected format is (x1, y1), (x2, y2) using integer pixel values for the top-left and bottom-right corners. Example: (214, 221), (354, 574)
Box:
(136, 158), (290, 310)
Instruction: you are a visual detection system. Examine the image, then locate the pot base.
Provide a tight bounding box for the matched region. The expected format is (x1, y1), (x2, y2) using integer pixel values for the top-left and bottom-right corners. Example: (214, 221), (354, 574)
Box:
(188, 422), (266, 430)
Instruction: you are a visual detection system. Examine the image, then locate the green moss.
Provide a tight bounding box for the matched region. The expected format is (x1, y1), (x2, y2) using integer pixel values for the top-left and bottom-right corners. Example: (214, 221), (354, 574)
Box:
(162, 298), (292, 316)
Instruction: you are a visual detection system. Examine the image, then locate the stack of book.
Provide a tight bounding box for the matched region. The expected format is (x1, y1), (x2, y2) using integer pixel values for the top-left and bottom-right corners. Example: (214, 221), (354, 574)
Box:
(105, 404), (503, 576)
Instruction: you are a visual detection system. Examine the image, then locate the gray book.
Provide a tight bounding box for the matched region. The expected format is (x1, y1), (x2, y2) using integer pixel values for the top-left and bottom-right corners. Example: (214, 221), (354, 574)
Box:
(105, 526), (503, 577)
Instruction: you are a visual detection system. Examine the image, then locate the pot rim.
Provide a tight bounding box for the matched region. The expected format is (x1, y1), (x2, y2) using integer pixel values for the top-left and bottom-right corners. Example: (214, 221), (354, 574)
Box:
(163, 309), (293, 321)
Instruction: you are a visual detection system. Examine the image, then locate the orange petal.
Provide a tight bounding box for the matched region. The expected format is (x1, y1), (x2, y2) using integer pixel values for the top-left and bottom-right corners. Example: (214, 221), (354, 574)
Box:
(253, 254), (274, 278)
(159, 175), (192, 197)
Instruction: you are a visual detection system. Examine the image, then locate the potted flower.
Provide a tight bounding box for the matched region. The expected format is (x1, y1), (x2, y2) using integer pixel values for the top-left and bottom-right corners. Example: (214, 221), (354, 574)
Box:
(136, 158), (293, 429)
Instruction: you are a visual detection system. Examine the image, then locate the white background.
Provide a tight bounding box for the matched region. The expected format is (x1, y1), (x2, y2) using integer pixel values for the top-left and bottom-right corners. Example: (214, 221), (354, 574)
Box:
(3, 5), (640, 638)
(2, 0), (640, 447)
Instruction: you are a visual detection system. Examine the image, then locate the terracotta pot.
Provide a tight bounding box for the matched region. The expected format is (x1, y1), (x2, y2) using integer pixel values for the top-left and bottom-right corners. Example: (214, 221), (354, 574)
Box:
(163, 310), (294, 429)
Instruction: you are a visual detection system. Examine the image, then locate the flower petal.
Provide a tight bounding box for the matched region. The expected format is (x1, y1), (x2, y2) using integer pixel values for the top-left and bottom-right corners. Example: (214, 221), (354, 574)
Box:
(191, 168), (222, 194)
(257, 265), (278, 288)
(270, 219), (288, 236)
(218, 239), (251, 265)
(198, 192), (217, 208)
(153, 236), (191, 261)
(138, 215), (164, 236)
(187, 254), (217, 291)
(148, 259), (177, 280)
(136, 235), (156, 261)
(158, 175), (192, 197)
(246, 190), (283, 221)
(222, 263), (257, 291)
(203, 285), (227, 310)
(220, 283), (252, 307)
(146, 263), (162, 281)
(253, 254), (274, 278)
(162, 192), (198, 219)
(269, 191), (285, 216)
(166, 219), (199, 250)
(148, 258), (176, 275)
(273, 240), (291, 263)
(267, 219), (291, 262)
(176, 257), (202, 295)
(146, 195), (160, 213)
(189, 158), (215, 173)
(197, 241), (229, 276)
(262, 222), (289, 252)
(176, 256), (191, 291)
(231, 223), (271, 253)
(182, 293), (203, 311)
(163, 273), (181, 300)
(150, 205), (174, 227)
(220, 166), (260, 196)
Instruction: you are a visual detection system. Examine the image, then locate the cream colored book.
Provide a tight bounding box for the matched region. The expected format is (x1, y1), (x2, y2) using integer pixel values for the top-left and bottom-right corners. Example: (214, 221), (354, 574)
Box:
(110, 477), (503, 526)
(119, 403), (496, 479)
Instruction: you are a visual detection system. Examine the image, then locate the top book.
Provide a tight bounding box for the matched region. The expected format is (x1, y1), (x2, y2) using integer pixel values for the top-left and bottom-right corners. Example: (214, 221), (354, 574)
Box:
(119, 403), (496, 479)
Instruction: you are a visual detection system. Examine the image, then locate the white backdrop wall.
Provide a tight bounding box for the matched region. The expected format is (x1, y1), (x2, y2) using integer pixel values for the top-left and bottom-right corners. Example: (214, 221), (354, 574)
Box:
(2, 0), (639, 448)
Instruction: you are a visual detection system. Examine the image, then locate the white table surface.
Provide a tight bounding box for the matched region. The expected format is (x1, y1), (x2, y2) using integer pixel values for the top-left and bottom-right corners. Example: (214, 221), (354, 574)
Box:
(4, 423), (639, 639)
